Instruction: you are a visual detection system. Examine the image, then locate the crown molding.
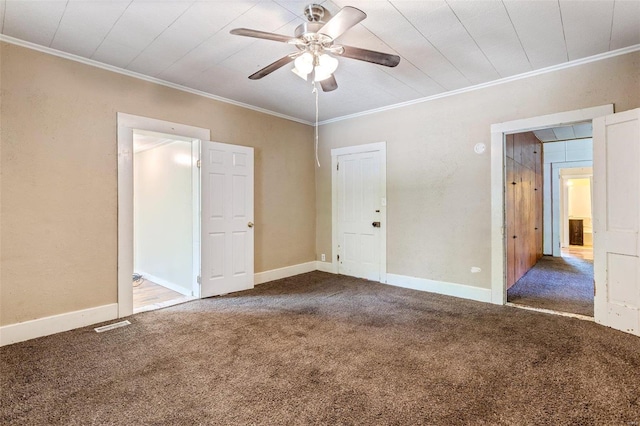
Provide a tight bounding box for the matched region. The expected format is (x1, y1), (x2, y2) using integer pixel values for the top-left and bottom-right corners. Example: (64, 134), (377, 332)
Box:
(2, 35), (638, 128)
(0, 35), (314, 126)
(318, 44), (640, 126)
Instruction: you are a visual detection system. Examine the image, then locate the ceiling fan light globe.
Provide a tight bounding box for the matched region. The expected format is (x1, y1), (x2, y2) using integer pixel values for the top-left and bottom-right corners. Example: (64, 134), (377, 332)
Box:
(291, 67), (309, 81)
(318, 54), (339, 74)
(294, 52), (314, 75)
(313, 66), (333, 82)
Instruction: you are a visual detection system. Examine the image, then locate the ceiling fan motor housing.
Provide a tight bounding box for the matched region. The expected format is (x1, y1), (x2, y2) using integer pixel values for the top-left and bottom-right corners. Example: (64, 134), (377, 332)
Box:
(295, 21), (335, 55)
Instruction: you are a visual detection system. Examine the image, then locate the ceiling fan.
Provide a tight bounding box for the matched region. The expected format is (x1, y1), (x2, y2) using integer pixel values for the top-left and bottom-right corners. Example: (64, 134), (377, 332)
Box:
(230, 4), (401, 92)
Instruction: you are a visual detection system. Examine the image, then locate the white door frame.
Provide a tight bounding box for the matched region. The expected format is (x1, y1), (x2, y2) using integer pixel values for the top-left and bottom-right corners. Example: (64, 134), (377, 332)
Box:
(490, 105), (613, 305)
(331, 142), (387, 283)
(560, 169), (593, 249)
(117, 113), (210, 318)
(553, 163), (593, 255)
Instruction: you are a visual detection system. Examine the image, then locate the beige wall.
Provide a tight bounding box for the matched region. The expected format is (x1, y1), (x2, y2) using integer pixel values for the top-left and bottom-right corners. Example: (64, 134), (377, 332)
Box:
(316, 51), (640, 289)
(2, 40), (638, 327)
(0, 43), (315, 325)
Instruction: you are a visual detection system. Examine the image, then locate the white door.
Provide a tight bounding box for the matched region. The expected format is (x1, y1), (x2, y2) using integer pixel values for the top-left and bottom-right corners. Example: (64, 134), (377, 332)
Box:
(593, 108), (640, 336)
(200, 141), (254, 297)
(337, 150), (382, 280)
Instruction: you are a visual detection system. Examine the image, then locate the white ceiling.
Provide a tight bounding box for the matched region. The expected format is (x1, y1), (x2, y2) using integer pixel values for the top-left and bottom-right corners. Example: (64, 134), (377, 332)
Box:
(2, 0), (639, 123)
(534, 122), (592, 142)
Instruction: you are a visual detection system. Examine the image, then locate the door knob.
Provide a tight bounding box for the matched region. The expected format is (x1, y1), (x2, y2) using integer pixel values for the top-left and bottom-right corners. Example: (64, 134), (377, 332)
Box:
(248, 222), (254, 228)
(372, 221), (381, 228)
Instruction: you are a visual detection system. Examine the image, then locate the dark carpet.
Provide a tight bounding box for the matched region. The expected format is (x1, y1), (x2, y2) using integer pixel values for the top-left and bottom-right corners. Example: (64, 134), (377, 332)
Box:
(507, 256), (594, 317)
(2, 272), (639, 425)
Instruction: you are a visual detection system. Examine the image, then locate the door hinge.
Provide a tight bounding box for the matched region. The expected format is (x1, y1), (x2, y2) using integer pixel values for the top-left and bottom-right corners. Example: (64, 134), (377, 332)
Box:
(337, 254), (340, 261)
(197, 275), (201, 284)
(197, 159), (201, 168)
(337, 162), (339, 171)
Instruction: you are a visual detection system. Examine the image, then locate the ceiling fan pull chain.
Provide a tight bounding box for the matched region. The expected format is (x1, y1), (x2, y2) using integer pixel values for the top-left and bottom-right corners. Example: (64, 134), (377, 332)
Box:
(312, 81), (320, 167)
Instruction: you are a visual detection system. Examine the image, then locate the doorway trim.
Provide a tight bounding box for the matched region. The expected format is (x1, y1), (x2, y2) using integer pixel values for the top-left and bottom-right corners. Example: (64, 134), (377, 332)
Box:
(490, 105), (613, 305)
(555, 164), (593, 254)
(330, 141), (387, 282)
(117, 113), (210, 318)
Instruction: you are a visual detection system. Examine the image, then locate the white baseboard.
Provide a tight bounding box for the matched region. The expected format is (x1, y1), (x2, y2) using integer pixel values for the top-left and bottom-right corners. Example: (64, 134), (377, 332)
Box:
(385, 274), (492, 303)
(0, 268), (489, 346)
(0, 303), (118, 347)
(315, 261), (337, 273)
(136, 271), (192, 296)
(254, 261), (317, 285)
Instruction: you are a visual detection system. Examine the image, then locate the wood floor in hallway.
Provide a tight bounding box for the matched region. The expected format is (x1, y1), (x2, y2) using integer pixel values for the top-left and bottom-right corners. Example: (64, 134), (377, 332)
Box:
(133, 278), (193, 313)
(561, 245), (593, 260)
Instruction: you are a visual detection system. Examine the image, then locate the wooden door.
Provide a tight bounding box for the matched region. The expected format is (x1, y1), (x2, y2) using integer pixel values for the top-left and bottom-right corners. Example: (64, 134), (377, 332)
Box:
(505, 154), (516, 288)
(535, 143), (543, 259)
(505, 132), (543, 287)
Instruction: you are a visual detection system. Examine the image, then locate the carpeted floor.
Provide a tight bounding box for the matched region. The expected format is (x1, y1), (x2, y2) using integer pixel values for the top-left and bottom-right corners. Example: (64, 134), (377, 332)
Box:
(2, 271), (639, 425)
(507, 256), (594, 317)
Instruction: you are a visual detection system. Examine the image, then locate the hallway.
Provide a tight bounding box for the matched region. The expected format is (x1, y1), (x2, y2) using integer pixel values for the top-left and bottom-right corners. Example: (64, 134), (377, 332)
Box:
(507, 250), (594, 317)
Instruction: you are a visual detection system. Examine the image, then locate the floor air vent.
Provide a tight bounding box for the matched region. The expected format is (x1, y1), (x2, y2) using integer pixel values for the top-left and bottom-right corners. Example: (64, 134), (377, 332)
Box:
(94, 320), (131, 333)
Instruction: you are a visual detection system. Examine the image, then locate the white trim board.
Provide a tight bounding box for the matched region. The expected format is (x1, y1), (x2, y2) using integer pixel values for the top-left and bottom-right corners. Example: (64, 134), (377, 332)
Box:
(386, 274), (492, 303)
(0, 35), (312, 126)
(0, 262), (493, 346)
(505, 303), (594, 322)
(255, 261), (492, 304)
(0, 304), (118, 347)
(315, 261), (337, 273)
(1, 261), (316, 346)
(552, 161), (593, 256)
(319, 45), (640, 125)
(3, 34), (636, 127)
(490, 104), (613, 305)
(254, 262), (317, 285)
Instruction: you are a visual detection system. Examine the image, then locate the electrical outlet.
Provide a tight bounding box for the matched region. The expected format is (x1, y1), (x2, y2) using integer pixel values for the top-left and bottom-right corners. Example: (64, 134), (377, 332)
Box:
(321, 254), (326, 262)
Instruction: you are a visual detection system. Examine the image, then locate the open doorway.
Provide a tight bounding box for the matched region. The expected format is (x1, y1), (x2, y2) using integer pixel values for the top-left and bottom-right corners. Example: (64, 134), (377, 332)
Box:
(561, 169), (593, 261)
(118, 113), (256, 318)
(505, 126), (595, 318)
(132, 130), (199, 313)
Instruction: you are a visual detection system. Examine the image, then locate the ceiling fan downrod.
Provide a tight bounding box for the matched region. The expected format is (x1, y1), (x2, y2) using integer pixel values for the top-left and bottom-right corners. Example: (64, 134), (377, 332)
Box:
(303, 4), (325, 22)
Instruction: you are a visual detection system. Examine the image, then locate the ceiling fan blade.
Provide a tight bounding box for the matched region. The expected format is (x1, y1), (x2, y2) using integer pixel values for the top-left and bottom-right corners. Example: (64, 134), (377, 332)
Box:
(318, 6), (366, 40)
(320, 75), (338, 92)
(230, 28), (298, 44)
(248, 54), (297, 80)
(339, 45), (401, 67)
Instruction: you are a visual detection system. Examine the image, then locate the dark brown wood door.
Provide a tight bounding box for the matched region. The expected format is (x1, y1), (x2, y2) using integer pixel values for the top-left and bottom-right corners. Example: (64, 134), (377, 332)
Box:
(569, 219), (584, 246)
(505, 132), (543, 289)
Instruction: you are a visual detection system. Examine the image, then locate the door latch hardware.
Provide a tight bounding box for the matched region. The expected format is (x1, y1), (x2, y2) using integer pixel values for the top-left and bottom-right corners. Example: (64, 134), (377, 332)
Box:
(372, 221), (381, 228)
